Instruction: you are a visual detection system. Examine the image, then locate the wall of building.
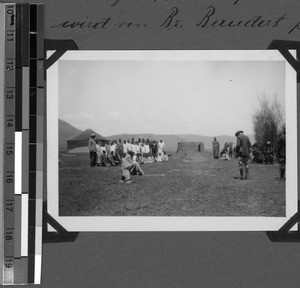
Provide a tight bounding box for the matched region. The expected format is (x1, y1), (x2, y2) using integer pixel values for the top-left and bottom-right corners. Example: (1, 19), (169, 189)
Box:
(177, 142), (204, 153)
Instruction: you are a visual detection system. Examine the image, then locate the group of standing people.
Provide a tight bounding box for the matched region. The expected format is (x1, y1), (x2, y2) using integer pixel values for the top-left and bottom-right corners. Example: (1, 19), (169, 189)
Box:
(212, 138), (234, 160)
(212, 126), (286, 181)
(235, 128), (286, 180)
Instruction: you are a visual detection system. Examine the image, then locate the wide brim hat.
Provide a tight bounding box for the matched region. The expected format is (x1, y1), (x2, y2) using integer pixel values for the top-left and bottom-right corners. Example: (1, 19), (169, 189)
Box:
(235, 130), (243, 137)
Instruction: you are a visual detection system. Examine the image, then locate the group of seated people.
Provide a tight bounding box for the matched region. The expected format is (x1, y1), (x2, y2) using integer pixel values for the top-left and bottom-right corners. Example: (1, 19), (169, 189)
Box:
(95, 138), (169, 167)
(251, 142), (274, 164)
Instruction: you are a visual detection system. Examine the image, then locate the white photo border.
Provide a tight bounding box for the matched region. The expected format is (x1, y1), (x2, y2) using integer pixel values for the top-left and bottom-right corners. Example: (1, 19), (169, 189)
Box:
(47, 50), (297, 232)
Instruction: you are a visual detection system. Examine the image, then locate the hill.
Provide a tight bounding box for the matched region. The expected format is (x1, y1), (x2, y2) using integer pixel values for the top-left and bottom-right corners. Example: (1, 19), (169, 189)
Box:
(59, 119), (82, 151)
(176, 134), (256, 151)
(58, 119), (255, 152)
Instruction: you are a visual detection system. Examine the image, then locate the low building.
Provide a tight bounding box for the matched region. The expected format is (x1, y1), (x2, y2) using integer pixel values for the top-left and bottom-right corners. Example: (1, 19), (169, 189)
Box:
(66, 129), (108, 153)
(177, 141), (204, 153)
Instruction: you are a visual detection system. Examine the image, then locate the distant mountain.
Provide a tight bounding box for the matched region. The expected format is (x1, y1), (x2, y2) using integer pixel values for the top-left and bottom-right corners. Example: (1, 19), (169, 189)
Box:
(59, 119), (82, 151)
(176, 134), (256, 151)
(58, 119), (255, 152)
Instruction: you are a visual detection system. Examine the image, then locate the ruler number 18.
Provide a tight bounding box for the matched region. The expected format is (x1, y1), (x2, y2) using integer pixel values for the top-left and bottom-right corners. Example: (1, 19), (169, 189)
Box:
(6, 89), (14, 100)
(5, 230), (13, 241)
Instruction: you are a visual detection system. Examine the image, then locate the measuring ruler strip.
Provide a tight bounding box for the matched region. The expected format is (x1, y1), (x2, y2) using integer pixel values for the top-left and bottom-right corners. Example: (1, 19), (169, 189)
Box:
(3, 3), (16, 285)
(34, 5), (44, 284)
(0, 4), (5, 284)
(14, 3), (28, 285)
(2, 3), (44, 284)
(28, 4), (44, 284)
(20, 3), (29, 262)
(14, 9), (22, 281)
(35, 4), (44, 284)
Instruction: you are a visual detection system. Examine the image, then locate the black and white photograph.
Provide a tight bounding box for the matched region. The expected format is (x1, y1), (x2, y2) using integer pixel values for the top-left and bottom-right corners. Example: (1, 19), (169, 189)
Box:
(47, 50), (297, 231)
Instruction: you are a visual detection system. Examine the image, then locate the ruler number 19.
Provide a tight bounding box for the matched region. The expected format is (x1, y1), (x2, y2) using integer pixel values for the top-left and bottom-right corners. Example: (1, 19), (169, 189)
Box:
(5, 257), (13, 269)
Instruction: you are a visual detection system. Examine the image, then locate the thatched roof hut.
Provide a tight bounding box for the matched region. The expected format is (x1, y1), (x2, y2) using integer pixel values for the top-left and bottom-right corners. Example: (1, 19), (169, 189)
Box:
(66, 129), (107, 153)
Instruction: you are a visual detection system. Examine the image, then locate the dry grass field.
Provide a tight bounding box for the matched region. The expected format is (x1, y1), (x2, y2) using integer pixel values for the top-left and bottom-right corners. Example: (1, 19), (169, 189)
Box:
(59, 151), (285, 217)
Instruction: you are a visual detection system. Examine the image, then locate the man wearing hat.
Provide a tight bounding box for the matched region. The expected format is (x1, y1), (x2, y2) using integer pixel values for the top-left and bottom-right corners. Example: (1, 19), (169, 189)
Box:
(235, 130), (252, 180)
(88, 134), (97, 167)
(277, 124), (286, 180)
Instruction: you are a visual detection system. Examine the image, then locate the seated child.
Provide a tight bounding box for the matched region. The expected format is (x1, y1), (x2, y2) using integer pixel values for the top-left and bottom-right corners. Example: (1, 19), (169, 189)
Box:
(156, 152), (162, 162)
(100, 150), (109, 166)
(161, 151), (169, 162)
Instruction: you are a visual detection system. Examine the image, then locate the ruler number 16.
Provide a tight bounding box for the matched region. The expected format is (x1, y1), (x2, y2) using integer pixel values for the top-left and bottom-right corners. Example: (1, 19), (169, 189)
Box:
(6, 174), (13, 184)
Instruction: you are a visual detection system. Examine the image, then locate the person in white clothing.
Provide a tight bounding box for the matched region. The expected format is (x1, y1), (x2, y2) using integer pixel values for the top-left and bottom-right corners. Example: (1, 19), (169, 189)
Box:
(100, 143), (106, 155)
(123, 140), (128, 154)
(96, 142), (101, 165)
(134, 142), (140, 155)
(145, 143), (150, 154)
(157, 152), (162, 162)
(110, 141), (116, 155)
(126, 139), (132, 153)
(157, 139), (166, 154)
(161, 151), (169, 162)
(120, 151), (144, 183)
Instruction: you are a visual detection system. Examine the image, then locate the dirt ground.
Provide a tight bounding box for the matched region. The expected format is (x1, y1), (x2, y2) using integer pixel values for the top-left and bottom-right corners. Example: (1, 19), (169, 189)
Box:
(59, 151), (285, 217)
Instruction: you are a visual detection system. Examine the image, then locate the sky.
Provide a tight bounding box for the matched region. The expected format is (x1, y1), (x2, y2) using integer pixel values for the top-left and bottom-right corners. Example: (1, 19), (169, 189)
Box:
(57, 56), (286, 137)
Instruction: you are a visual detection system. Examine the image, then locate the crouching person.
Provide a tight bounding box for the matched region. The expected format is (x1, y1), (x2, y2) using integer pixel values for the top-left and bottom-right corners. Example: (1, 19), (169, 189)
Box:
(120, 151), (144, 184)
(161, 151), (169, 162)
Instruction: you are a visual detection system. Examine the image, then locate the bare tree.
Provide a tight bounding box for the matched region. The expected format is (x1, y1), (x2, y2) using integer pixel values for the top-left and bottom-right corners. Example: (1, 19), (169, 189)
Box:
(253, 93), (284, 151)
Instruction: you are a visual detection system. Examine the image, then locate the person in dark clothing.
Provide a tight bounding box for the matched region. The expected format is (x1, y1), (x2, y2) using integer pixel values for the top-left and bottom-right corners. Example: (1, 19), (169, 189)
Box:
(88, 134), (97, 167)
(251, 143), (264, 164)
(212, 137), (220, 159)
(277, 124), (286, 180)
(229, 142), (234, 158)
(264, 141), (274, 165)
(152, 140), (158, 159)
(116, 139), (124, 159)
(235, 130), (252, 180)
